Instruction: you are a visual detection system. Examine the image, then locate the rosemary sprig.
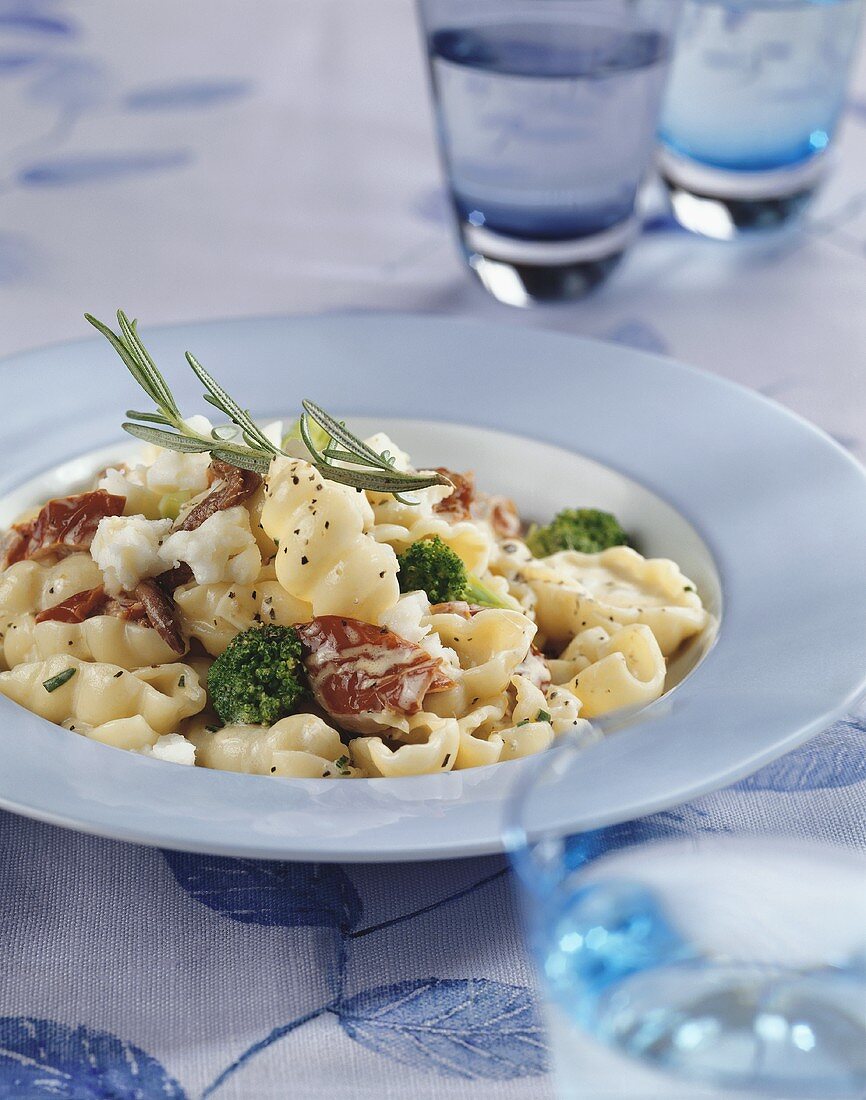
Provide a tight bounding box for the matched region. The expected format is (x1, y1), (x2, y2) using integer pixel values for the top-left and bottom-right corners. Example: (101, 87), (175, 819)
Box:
(85, 311), (451, 498)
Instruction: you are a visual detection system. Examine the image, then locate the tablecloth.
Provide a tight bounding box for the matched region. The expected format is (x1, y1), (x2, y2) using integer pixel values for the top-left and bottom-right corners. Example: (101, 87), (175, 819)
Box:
(1, 3), (865, 1097)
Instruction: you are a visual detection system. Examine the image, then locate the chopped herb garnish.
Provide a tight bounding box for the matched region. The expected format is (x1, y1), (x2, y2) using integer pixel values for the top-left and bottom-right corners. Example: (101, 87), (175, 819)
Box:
(334, 754), (350, 773)
(516, 718), (530, 727)
(43, 668), (76, 693)
(178, 675), (186, 687)
(536, 709), (552, 723)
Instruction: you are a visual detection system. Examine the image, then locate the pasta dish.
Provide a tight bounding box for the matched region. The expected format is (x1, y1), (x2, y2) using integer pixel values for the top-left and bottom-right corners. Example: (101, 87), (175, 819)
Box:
(0, 313), (709, 779)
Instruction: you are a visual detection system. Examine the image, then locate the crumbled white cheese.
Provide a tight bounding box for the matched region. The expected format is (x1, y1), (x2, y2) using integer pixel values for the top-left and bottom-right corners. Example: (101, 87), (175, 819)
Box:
(133, 415), (214, 493)
(379, 590), (459, 672)
(91, 514), (173, 594)
(144, 448), (212, 494)
(98, 466), (162, 520)
(158, 506), (261, 585)
(364, 432), (412, 472)
(379, 591), (431, 644)
(140, 732), (196, 766)
(361, 433), (453, 512)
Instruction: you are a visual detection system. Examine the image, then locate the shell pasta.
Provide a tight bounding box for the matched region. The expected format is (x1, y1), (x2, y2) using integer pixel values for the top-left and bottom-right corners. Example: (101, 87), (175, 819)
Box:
(0, 411), (709, 779)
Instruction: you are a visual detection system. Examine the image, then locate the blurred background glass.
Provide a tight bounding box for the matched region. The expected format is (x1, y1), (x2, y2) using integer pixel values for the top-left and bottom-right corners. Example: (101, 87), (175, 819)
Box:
(659, 0), (864, 238)
(507, 736), (866, 1100)
(417, 0), (682, 306)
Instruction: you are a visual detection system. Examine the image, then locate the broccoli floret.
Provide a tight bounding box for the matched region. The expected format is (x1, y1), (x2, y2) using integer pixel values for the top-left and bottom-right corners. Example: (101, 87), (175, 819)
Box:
(397, 535), (509, 609)
(208, 624), (306, 725)
(525, 508), (629, 557)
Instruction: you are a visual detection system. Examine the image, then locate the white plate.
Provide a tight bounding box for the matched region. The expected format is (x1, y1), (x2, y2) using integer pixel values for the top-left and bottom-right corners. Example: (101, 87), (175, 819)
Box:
(1, 313), (865, 862)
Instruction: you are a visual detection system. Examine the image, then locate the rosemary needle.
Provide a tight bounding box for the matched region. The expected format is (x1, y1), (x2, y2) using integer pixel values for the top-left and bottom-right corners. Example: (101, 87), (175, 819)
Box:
(85, 311), (451, 499)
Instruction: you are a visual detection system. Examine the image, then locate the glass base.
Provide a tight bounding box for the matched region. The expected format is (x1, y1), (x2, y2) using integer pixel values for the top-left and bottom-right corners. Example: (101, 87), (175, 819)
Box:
(658, 147), (826, 239)
(459, 217), (636, 306)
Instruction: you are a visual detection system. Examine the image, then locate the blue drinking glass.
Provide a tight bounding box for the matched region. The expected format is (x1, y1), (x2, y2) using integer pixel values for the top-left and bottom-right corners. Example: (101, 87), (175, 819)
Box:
(416, 0), (683, 306)
(505, 735), (866, 1099)
(659, 0), (865, 238)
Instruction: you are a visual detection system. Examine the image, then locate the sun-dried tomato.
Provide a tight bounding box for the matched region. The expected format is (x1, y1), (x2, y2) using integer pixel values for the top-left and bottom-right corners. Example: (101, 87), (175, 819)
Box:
(177, 460), (262, 532)
(34, 579), (185, 654)
(432, 467), (474, 522)
(296, 616), (453, 730)
(133, 579), (185, 653)
(3, 490), (125, 567)
(35, 586), (107, 624)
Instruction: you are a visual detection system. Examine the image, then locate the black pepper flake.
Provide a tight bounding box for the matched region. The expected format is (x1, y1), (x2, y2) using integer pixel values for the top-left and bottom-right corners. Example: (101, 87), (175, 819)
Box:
(379, 626), (388, 634)
(300, 555), (309, 565)
(324, 521), (330, 530)
(378, 571), (385, 579)
(270, 766), (276, 773)
(113, 670), (123, 678)
(292, 475), (299, 485)
(442, 754), (451, 768)
(293, 529), (300, 535)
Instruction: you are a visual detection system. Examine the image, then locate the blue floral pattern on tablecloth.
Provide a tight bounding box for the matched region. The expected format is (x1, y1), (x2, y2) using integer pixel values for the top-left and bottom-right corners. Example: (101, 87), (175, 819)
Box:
(1, 716), (863, 1099)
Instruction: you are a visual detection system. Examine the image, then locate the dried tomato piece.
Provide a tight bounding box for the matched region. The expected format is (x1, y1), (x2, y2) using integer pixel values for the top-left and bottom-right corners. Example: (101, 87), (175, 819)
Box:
(3, 490), (125, 567)
(31, 576), (184, 654)
(177, 460), (262, 532)
(133, 579), (185, 654)
(296, 615), (453, 731)
(103, 592), (149, 626)
(432, 467), (474, 522)
(36, 586), (107, 624)
(154, 562), (194, 593)
(472, 492), (522, 538)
